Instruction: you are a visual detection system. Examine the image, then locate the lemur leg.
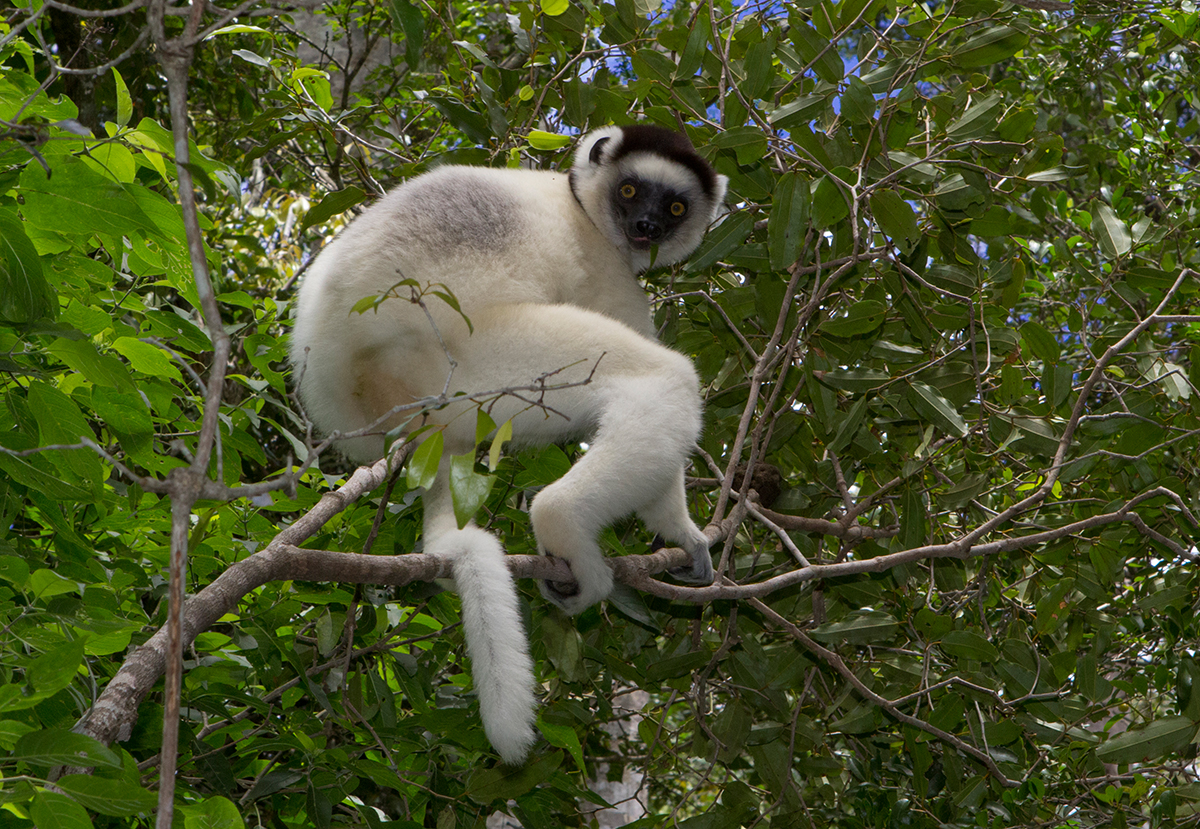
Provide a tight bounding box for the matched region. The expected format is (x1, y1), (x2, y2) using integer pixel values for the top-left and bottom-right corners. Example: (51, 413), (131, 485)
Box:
(427, 303), (712, 615)
(635, 467), (714, 584)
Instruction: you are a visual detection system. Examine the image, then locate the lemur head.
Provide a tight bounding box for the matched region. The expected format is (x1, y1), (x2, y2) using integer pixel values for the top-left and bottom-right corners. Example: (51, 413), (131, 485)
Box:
(569, 125), (729, 270)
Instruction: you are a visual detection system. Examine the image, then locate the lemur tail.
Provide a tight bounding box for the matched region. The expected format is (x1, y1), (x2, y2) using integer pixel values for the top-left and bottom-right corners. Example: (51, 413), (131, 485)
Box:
(428, 526), (537, 764)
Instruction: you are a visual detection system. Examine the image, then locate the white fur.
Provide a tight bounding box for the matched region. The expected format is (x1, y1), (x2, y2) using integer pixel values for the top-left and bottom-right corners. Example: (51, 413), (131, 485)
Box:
(426, 525), (536, 764)
(291, 126), (725, 763)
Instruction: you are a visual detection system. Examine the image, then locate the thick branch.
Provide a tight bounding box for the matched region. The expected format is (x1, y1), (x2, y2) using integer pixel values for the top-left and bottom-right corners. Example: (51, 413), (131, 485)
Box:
(76, 470), (1181, 749)
(77, 451), (670, 745)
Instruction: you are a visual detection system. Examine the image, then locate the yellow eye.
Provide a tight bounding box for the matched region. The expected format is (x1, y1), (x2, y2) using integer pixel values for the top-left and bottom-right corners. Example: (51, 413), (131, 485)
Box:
(620, 183), (637, 199)
(670, 201), (687, 217)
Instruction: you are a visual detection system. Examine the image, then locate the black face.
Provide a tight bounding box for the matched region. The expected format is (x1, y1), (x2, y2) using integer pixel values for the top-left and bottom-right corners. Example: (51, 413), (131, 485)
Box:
(611, 177), (690, 250)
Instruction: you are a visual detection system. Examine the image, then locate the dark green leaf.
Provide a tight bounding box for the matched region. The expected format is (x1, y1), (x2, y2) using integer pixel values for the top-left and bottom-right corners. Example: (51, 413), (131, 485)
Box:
(908, 382), (968, 438)
(685, 210), (754, 272)
(12, 729), (120, 769)
(0, 209), (54, 323)
(1019, 321), (1060, 364)
(450, 453), (495, 527)
(31, 791), (94, 829)
(767, 172), (810, 270)
(676, 10), (711, 78)
(941, 630), (999, 662)
(810, 610), (899, 644)
(811, 176), (850, 229)
(466, 751), (563, 803)
(300, 186), (368, 232)
(870, 189), (920, 253)
(946, 94), (1002, 140)
(390, 0), (426, 68)
(952, 26), (1029, 67)
(791, 22), (843, 83)
(841, 76), (875, 124)
(714, 126), (770, 166)
(56, 775), (156, 817)
(1095, 717), (1198, 765)
(1093, 202), (1131, 258)
(819, 300), (886, 337)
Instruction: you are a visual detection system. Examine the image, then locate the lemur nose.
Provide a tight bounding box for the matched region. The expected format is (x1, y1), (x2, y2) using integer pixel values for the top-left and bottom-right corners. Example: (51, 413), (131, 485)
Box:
(636, 219), (663, 240)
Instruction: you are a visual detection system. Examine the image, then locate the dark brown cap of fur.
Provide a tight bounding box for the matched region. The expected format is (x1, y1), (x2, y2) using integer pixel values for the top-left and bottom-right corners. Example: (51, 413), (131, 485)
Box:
(603, 125), (721, 198)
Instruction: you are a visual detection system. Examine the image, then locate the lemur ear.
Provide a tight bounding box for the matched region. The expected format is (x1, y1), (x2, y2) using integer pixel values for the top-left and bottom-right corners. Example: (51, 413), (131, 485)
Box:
(589, 136), (611, 165)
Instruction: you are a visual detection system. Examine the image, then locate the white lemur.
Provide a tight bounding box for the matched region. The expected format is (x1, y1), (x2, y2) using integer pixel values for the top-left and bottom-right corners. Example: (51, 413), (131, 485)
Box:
(291, 125), (728, 764)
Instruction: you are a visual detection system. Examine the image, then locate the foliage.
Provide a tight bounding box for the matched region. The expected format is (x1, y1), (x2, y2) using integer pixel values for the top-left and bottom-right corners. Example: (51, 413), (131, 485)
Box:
(1, 0), (1199, 827)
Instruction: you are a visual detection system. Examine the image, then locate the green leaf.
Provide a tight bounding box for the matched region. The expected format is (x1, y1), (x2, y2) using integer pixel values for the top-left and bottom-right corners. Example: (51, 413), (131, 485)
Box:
(31, 791), (94, 829)
(180, 795), (246, 829)
(0, 208), (55, 323)
(676, 9), (711, 77)
(869, 190), (920, 253)
(767, 172), (809, 270)
(841, 76), (875, 124)
(31, 568), (78, 600)
(0, 439), (92, 501)
(27, 381), (105, 486)
(232, 49), (269, 67)
(791, 22), (843, 84)
(685, 210), (754, 272)
(946, 93), (1002, 140)
(542, 610), (585, 681)
(817, 369), (889, 392)
(538, 721), (585, 772)
(111, 336), (183, 380)
(429, 97), (491, 145)
(407, 431), (443, 491)
(20, 156), (156, 235)
(907, 382), (968, 438)
(527, 129), (571, 150)
(941, 630), (999, 662)
(299, 186), (367, 232)
(811, 176), (849, 229)
(810, 610), (899, 644)
(1093, 202), (1131, 258)
(819, 300), (886, 337)
(466, 750), (563, 802)
(739, 35), (776, 101)
(830, 703), (884, 735)
(449, 453), (494, 528)
(644, 650), (711, 681)
(997, 108), (1037, 142)
(952, 25), (1029, 67)
(714, 126), (769, 166)
(540, 0), (568, 15)
(473, 409), (497, 447)
(838, 0), (876, 27)
(389, 0), (425, 69)
(112, 67), (132, 127)
(771, 94), (826, 130)
(631, 49), (675, 84)
(939, 472), (989, 508)
(1095, 717), (1198, 765)
(0, 556), (30, 588)
(829, 394), (870, 453)
(56, 775), (156, 817)
(713, 701), (753, 762)
(1019, 321), (1060, 364)
(12, 728), (120, 769)
(900, 485), (926, 549)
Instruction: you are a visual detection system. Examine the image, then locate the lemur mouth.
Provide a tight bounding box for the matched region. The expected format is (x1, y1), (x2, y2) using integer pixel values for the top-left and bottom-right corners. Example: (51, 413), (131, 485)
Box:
(629, 236), (653, 250)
